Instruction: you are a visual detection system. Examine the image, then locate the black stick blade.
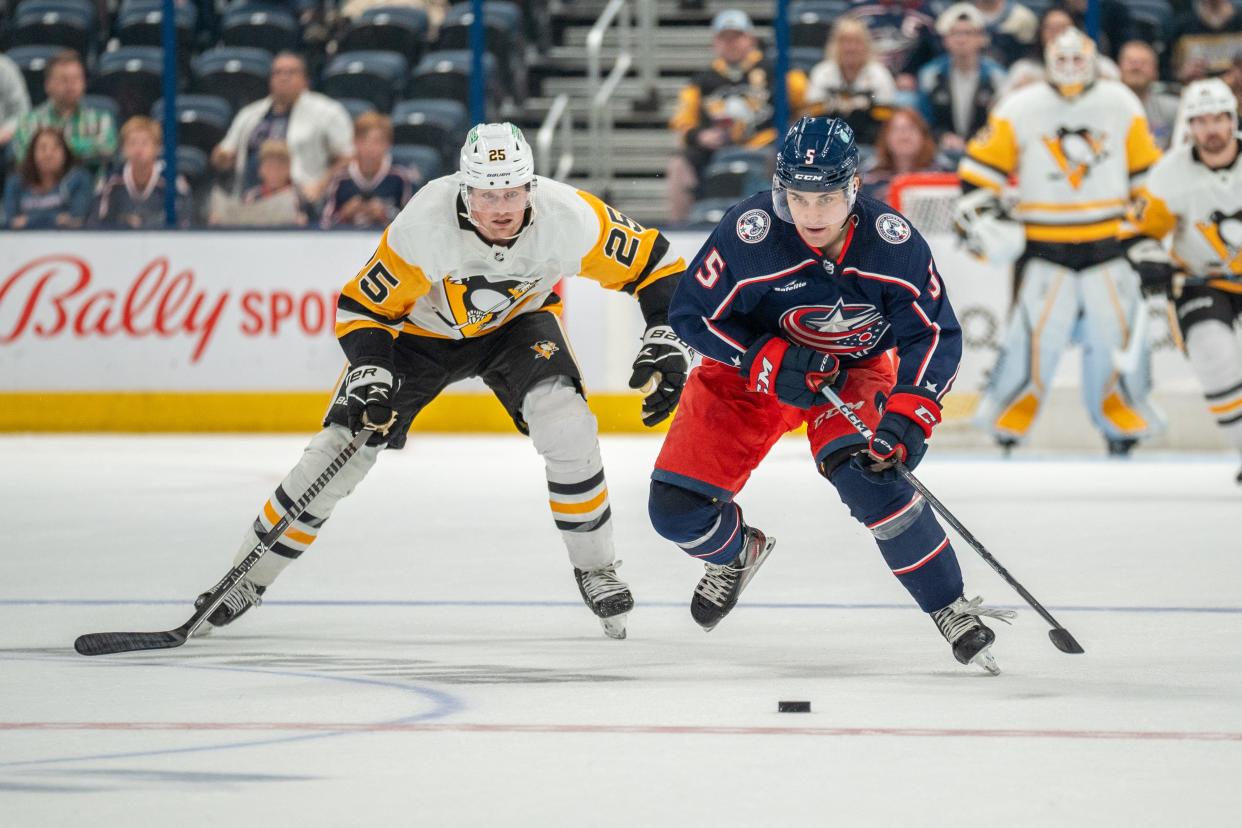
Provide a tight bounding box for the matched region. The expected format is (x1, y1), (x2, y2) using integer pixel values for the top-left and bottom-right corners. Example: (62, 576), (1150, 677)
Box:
(1048, 628), (1085, 654)
(74, 630), (187, 656)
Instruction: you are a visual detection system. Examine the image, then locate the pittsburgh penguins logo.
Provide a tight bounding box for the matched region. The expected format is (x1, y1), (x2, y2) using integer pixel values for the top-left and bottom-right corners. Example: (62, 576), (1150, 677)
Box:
(1195, 209), (1242, 274)
(1042, 127), (1109, 189)
(437, 275), (538, 336)
(531, 340), (559, 360)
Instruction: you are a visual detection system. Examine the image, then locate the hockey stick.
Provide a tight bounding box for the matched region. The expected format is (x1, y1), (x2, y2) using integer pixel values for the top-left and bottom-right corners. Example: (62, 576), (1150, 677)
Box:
(74, 427), (377, 656)
(819, 385), (1085, 655)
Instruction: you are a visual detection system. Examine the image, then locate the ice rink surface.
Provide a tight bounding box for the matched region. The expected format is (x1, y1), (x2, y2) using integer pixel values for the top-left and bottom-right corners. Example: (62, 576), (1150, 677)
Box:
(2, 434), (1240, 826)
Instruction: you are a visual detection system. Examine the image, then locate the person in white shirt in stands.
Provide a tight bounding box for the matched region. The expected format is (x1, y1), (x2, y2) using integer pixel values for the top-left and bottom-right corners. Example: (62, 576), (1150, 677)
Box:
(210, 51), (353, 205)
(806, 19), (897, 145)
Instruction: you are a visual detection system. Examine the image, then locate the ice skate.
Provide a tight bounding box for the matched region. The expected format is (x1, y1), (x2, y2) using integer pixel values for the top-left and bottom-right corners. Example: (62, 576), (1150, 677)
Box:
(931, 595), (1016, 675)
(191, 578), (265, 637)
(691, 525), (776, 631)
(574, 562), (633, 640)
(1107, 438), (1138, 457)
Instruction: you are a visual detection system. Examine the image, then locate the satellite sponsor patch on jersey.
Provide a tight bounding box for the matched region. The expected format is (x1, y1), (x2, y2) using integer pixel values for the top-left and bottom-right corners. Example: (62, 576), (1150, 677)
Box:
(876, 213), (911, 245)
(736, 209), (771, 243)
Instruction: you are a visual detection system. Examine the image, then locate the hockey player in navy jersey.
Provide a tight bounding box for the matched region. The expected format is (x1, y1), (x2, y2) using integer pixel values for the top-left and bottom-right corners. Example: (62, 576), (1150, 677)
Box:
(648, 116), (1015, 673)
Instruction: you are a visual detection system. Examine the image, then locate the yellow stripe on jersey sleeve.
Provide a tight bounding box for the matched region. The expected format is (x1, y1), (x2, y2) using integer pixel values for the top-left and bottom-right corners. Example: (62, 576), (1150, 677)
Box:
(336, 226), (433, 339)
(574, 189), (685, 292)
(1128, 185), (1177, 241)
(1125, 116), (1163, 183)
(960, 114), (1018, 192)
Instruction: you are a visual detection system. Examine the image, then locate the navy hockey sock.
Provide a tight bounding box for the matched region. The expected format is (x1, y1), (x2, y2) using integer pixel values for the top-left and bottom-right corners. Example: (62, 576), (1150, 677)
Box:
(648, 481), (745, 564)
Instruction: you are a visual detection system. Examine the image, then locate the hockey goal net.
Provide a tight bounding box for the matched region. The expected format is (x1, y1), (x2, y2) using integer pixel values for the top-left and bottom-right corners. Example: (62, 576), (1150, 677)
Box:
(887, 172), (962, 237)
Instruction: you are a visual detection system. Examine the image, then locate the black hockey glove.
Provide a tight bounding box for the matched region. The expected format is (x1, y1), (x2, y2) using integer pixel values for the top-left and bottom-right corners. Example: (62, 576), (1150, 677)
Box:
(851, 388), (942, 483)
(345, 361), (398, 446)
(629, 324), (694, 426)
(740, 334), (845, 409)
(1126, 238), (1176, 298)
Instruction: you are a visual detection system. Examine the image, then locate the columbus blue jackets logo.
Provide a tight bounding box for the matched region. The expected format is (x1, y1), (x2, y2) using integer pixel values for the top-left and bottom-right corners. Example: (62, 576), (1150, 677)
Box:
(780, 301), (891, 355)
(876, 213), (911, 244)
(736, 209), (770, 244)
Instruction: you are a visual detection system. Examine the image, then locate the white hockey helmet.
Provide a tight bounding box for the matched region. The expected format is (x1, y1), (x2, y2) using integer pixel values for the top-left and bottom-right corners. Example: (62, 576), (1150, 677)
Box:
(458, 122), (537, 237)
(1181, 78), (1239, 132)
(1045, 28), (1097, 98)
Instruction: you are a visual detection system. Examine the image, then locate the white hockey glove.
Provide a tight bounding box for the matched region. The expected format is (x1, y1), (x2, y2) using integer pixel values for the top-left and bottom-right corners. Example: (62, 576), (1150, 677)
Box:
(954, 188), (1025, 264)
(345, 361), (398, 446)
(628, 324), (694, 427)
(1125, 238), (1177, 298)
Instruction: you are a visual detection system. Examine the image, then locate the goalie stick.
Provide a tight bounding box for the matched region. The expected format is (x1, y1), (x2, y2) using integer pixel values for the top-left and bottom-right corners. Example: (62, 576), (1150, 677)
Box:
(819, 384), (1085, 656)
(74, 427), (377, 656)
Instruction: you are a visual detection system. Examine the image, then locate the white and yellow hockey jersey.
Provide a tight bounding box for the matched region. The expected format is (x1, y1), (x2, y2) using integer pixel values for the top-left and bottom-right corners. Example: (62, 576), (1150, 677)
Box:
(960, 79), (1162, 244)
(1130, 140), (1242, 295)
(335, 175), (684, 341)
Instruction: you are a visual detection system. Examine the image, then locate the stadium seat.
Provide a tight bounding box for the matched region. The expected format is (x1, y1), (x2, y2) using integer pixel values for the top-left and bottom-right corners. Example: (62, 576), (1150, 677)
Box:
(391, 98), (469, 167)
(336, 6), (429, 66)
(333, 97), (377, 124)
(81, 93), (121, 126)
(436, 2), (525, 100)
(91, 46), (164, 124)
(115, 1), (197, 50)
(12, 1), (93, 56)
(409, 50), (498, 113)
(391, 143), (442, 182)
(689, 197), (738, 226)
(192, 47), (272, 112)
(699, 155), (771, 201)
(220, 5), (300, 53)
(788, 0), (849, 50)
(321, 50), (409, 112)
(6, 45), (65, 106)
(152, 95), (233, 154)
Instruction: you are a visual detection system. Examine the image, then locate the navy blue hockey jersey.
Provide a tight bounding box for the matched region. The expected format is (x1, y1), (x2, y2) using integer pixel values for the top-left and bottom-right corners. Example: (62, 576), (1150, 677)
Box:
(671, 191), (961, 401)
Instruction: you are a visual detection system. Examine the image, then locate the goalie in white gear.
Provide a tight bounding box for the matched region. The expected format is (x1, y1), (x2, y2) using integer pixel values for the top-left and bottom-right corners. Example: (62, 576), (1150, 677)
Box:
(191, 123), (692, 639)
(957, 28), (1166, 454)
(1129, 78), (1242, 483)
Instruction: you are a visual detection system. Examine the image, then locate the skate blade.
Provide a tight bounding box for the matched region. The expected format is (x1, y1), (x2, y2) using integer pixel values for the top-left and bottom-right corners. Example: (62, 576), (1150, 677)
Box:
(601, 613), (628, 640)
(970, 646), (1001, 676)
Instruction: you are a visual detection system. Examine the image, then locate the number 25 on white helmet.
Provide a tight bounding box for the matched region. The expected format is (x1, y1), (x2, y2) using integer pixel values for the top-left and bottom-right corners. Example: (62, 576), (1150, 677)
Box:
(459, 122), (537, 241)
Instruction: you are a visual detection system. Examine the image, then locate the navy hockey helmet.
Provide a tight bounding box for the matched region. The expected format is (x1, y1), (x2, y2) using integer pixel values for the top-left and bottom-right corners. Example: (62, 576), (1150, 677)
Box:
(772, 116), (860, 223)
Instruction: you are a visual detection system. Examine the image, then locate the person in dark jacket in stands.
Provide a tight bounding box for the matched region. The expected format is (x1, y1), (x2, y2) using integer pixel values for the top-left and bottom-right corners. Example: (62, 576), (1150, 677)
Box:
(3, 126), (92, 229)
(93, 116), (192, 229)
(321, 113), (419, 229)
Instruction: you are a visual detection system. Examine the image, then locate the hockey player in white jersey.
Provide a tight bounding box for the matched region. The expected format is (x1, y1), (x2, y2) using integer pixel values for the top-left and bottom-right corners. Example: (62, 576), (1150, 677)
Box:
(1129, 79), (1242, 483)
(957, 28), (1165, 454)
(190, 123), (691, 639)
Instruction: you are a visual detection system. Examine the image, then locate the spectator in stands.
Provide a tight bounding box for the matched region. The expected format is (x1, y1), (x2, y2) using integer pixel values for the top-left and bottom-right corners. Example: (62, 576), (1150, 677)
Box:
(210, 140), (309, 227)
(1119, 41), (1181, 150)
(211, 51), (353, 206)
(844, 0), (939, 90)
(859, 107), (953, 205)
(666, 9), (810, 224)
(11, 51), (116, 181)
(972, 0), (1038, 66)
(321, 113), (419, 229)
(1165, 0), (1242, 82)
(3, 127), (92, 229)
(917, 4), (1007, 155)
(0, 51), (31, 158)
(1002, 8), (1119, 95)
(93, 116), (192, 229)
(1054, 0), (1134, 60)
(807, 19), (898, 145)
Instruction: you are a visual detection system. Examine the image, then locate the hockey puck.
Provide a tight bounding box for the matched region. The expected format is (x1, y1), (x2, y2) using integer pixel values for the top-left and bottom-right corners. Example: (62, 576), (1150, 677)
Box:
(778, 700), (811, 713)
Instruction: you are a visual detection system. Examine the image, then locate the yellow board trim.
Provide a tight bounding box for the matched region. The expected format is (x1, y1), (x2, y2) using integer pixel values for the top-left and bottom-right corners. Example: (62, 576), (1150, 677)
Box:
(0, 391), (984, 433)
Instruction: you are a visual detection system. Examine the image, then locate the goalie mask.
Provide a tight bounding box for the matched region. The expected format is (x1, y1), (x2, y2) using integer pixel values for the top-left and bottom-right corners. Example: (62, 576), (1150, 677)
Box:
(459, 122), (537, 239)
(1045, 28), (1097, 99)
(772, 116), (860, 226)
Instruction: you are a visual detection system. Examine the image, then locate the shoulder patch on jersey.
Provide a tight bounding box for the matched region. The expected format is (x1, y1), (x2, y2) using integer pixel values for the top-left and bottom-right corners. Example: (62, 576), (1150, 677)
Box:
(876, 213), (911, 245)
(736, 208), (771, 244)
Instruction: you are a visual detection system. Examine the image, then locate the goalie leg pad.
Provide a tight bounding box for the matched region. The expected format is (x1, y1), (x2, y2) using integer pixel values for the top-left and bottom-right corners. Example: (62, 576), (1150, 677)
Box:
(523, 376), (615, 570)
(234, 424), (383, 586)
(648, 481), (744, 565)
(829, 462), (964, 612)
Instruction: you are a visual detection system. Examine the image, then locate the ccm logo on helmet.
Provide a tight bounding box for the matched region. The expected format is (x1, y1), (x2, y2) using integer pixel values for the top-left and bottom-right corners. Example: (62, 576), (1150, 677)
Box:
(793, 173), (825, 181)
